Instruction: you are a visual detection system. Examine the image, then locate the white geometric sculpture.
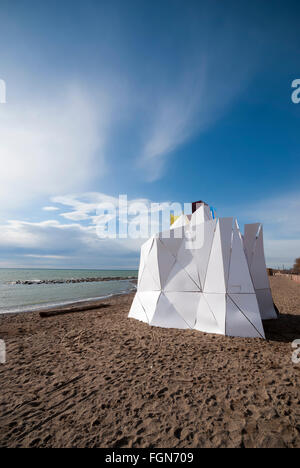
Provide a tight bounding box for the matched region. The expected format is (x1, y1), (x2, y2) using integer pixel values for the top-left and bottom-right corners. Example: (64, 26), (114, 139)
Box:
(129, 203), (277, 339)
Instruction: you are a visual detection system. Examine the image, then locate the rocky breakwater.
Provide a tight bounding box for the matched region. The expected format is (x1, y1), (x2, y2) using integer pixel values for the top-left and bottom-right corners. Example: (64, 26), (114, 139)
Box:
(13, 276), (138, 286)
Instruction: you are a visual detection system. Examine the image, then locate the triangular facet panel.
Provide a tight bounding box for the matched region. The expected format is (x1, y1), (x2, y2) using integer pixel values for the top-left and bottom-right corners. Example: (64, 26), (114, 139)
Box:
(190, 204), (212, 226)
(150, 293), (190, 329)
(225, 296), (261, 338)
(204, 221), (227, 293)
(175, 235), (202, 289)
(192, 218), (217, 288)
(194, 293), (223, 335)
(138, 291), (161, 324)
(142, 236), (155, 259)
(250, 227), (270, 290)
(128, 294), (149, 323)
(190, 205), (206, 226)
(145, 240), (161, 289)
(138, 264), (161, 291)
(244, 223), (260, 267)
(164, 292), (198, 328)
(219, 218), (234, 290)
(255, 289), (278, 320)
(164, 261), (200, 292)
(228, 221), (255, 294)
(137, 253), (144, 288)
(228, 294), (265, 338)
(138, 237), (154, 287)
(156, 239), (176, 287)
(159, 229), (184, 258)
(203, 293), (226, 333)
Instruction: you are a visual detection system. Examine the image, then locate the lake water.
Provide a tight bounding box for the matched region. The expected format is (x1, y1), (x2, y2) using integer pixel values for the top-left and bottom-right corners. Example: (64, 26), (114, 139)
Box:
(0, 269), (138, 314)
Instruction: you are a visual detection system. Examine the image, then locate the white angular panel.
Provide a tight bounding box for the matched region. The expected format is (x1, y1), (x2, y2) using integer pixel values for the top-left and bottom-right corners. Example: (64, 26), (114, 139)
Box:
(137, 253), (144, 288)
(219, 218), (234, 290)
(175, 236), (201, 289)
(225, 295), (264, 338)
(192, 218), (217, 288)
(142, 236), (155, 258)
(194, 294), (223, 335)
(128, 294), (149, 323)
(156, 239), (176, 287)
(250, 227), (270, 290)
(138, 291), (161, 323)
(203, 293), (226, 333)
(150, 293), (190, 329)
(190, 205), (205, 225)
(159, 229), (199, 289)
(164, 261), (200, 292)
(244, 223), (260, 267)
(138, 264), (161, 291)
(229, 294), (265, 338)
(164, 292), (198, 328)
(228, 221), (255, 294)
(138, 237), (154, 287)
(159, 230), (184, 258)
(204, 221), (227, 293)
(256, 289), (278, 320)
(145, 240), (161, 289)
(191, 205), (212, 226)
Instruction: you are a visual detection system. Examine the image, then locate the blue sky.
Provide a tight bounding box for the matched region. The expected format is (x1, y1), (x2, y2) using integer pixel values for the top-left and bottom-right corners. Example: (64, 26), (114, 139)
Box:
(0, 0), (299, 268)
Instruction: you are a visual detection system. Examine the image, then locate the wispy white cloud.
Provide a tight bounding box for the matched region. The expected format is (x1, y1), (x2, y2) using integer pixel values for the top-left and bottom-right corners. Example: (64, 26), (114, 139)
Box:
(53, 192), (172, 230)
(24, 254), (68, 260)
(53, 192), (117, 222)
(43, 206), (59, 212)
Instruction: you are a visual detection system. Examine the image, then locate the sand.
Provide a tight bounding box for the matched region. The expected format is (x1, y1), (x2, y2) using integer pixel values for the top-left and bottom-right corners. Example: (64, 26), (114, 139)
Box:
(0, 276), (300, 448)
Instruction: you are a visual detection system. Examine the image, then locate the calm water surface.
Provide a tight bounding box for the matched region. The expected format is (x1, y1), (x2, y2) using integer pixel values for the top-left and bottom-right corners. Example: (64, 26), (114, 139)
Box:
(0, 269), (137, 314)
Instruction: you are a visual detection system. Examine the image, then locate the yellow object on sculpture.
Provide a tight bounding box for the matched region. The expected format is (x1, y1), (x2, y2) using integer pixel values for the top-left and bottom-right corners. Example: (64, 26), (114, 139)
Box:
(170, 214), (180, 226)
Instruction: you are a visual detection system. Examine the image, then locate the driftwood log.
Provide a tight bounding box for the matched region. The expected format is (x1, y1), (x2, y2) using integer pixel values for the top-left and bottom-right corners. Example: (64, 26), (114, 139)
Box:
(39, 303), (110, 318)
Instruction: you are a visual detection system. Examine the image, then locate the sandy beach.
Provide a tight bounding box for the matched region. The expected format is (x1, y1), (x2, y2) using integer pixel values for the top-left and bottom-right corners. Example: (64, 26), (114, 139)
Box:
(0, 276), (299, 448)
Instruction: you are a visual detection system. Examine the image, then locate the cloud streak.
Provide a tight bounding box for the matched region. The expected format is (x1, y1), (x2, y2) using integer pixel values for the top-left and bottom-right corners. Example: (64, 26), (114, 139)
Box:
(137, 9), (262, 181)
